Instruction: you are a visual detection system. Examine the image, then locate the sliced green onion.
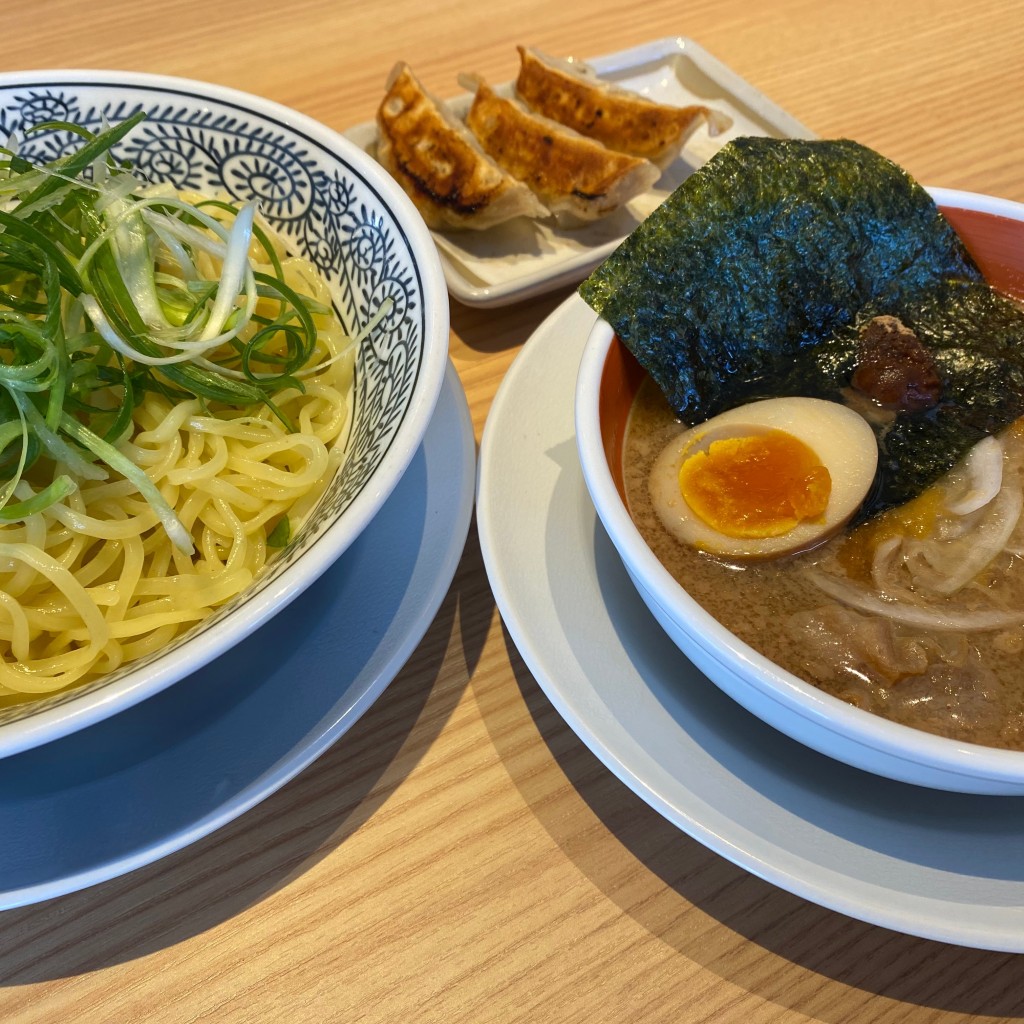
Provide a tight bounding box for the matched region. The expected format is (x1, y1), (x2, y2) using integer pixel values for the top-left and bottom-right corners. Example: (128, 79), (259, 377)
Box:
(0, 475), (77, 521)
(267, 516), (291, 548)
(58, 412), (193, 554)
(0, 112), (348, 550)
(13, 391), (107, 481)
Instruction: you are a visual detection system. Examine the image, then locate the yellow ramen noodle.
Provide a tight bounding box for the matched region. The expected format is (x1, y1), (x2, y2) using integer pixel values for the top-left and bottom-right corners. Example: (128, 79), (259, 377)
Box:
(0, 216), (355, 702)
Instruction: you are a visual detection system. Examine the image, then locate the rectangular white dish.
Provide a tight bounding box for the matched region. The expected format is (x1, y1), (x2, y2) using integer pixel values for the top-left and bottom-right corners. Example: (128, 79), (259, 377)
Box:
(345, 36), (815, 308)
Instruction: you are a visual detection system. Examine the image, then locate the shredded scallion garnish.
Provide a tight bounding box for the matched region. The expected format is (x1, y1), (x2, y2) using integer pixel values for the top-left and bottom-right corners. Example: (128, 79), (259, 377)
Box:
(0, 114), (332, 551)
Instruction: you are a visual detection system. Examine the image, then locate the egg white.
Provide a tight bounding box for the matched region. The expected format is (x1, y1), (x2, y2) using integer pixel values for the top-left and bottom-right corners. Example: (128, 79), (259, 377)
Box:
(650, 397), (879, 559)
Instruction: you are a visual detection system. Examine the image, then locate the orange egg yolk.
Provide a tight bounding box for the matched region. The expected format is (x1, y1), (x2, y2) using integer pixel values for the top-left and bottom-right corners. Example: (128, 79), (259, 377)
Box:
(678, 429), (832, 538)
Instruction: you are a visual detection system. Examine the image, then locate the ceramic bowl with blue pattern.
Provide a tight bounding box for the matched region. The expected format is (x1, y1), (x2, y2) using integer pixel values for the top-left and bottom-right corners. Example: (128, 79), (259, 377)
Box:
(0, 70), (450, 755)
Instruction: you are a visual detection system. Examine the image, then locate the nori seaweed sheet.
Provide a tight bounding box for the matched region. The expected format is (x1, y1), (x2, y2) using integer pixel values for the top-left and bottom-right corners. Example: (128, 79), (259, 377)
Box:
(812, 282), (1024, 513)
(578, 137), (1024, 517)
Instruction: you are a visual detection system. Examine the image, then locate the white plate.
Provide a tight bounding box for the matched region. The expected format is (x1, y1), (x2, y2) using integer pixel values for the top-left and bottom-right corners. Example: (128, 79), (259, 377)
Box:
(477, 296), (1024, 952)
(0, 363), (474, 909)
(346, 37), (812, 307)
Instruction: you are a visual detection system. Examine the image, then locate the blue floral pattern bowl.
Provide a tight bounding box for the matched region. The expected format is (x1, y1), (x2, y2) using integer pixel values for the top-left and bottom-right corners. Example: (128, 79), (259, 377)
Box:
(0, 71), (450, 753)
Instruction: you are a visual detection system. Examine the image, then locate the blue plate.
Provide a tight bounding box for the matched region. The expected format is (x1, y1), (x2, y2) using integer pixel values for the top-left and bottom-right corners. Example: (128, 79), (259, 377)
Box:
(0, 364), (474, 908)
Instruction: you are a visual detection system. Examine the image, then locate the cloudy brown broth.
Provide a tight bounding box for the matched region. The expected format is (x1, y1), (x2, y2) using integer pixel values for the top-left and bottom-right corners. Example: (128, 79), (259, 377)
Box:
(624, 376), (1024, 751)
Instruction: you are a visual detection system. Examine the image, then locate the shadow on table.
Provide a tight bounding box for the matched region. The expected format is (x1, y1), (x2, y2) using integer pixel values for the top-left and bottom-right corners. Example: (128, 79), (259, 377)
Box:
(490, 621), (1024, 1020)
(0, 524), (493, 986)
(448, 287), (570, 354)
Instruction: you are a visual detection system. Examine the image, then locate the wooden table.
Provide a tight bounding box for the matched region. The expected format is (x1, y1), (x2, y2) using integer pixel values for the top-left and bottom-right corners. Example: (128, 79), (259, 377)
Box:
(4, 1), (1024, 1020)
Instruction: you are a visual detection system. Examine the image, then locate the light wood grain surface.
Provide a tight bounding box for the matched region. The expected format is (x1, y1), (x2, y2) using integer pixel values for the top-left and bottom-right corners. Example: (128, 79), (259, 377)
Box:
(4, 1), (1024, 1021)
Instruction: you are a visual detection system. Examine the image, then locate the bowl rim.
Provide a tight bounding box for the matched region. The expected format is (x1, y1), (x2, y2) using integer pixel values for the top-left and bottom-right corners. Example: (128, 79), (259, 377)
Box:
(0, 69), (450, 757)
(575, 186), (1024, 785)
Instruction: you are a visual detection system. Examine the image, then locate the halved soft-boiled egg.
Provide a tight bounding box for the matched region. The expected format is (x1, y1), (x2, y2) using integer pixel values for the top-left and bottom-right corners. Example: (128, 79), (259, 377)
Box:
(649, 397), (879, 559)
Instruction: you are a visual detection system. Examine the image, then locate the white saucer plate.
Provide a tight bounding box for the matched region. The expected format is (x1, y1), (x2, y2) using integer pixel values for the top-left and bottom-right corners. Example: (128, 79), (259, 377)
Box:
(346, 37), (812, 308)
(477, 296), (1024, 953)
(0, 363), (475, 909)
